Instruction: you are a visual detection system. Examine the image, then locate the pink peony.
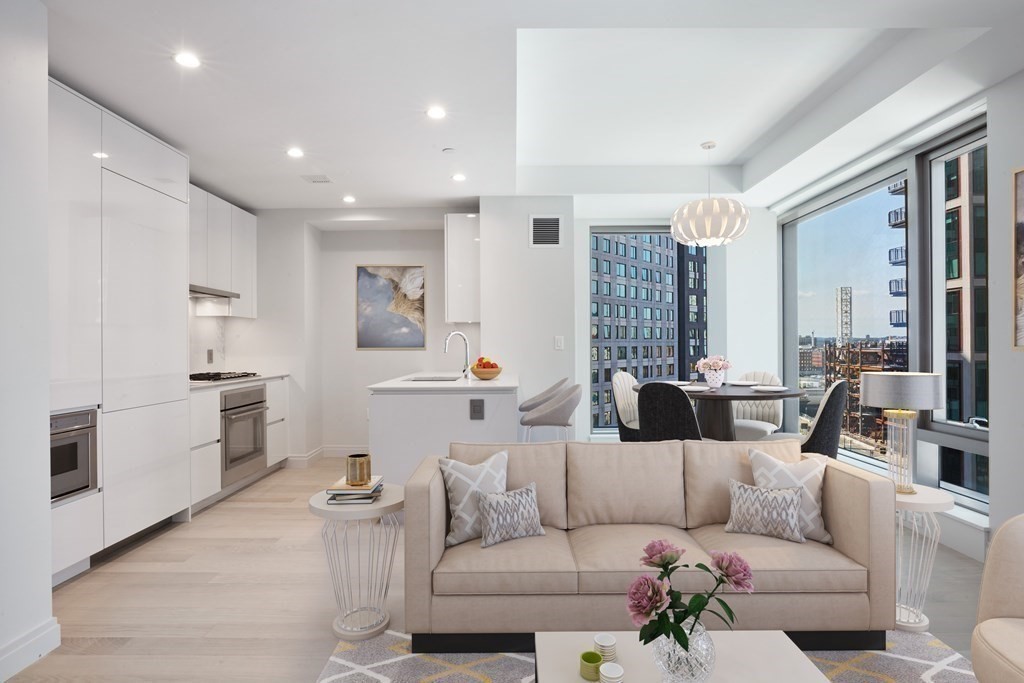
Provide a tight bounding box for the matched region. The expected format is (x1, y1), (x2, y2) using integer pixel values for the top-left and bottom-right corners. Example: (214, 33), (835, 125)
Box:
(626, 575), (671, 627)
(640, 539), (683, 568)
(711, 550), (754, 593)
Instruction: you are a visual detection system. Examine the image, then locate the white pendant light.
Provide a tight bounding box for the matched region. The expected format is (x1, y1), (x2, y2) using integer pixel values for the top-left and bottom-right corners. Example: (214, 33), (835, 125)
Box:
(670, 141), (749, 247)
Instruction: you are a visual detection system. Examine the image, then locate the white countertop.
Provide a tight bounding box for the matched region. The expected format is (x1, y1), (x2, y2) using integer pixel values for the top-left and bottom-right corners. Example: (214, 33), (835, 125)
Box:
(189, 373), (289, 392)
(367, 370), (519, 393)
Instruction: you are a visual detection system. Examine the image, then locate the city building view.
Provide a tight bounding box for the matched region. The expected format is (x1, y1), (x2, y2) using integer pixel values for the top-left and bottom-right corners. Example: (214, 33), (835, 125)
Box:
(589, 233), (708, 430)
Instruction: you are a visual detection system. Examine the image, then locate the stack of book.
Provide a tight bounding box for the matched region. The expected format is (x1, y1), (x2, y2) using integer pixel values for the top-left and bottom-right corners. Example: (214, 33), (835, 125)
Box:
(326, 475), (383, 505)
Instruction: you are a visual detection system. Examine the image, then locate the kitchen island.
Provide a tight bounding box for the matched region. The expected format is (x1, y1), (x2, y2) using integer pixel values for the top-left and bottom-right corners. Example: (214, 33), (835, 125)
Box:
(367, 371), (519, 485)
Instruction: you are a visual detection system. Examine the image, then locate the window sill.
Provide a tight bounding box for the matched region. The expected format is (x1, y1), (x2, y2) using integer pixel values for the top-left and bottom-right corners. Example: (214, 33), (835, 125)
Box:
(939, 504), (989, 531)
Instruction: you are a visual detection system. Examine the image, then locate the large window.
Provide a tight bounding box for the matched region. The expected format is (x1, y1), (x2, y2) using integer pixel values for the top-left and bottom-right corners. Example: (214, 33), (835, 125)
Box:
(589, 231), (707, 431)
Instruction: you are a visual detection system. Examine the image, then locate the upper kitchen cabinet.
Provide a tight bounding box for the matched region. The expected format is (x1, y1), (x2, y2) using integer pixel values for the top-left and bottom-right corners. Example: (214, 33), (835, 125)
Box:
(188, 184), (209, 287)
(102, 170), (188, 412)
(194, 197), (258, 318)
(49, 81), (102, 412)
(206, 193), (233, 291)
(101, 112), (188, 202)
(230, 206), (257, 318)
(444, 213), (481, 323)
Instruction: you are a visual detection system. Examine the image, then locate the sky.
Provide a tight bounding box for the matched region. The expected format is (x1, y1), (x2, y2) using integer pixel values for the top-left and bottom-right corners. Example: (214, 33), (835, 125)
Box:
(356, 268), (425, 348)
(797, 184), (908, 339)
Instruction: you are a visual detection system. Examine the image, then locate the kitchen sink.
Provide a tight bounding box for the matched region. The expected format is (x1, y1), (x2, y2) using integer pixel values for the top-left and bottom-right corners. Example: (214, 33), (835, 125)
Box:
(408, 376), (463, 382)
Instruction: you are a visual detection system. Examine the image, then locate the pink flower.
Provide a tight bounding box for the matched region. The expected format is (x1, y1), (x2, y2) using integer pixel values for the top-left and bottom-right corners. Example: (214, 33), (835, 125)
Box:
(711, 550), (754, 593)
(626, 575), (671, 627)
(640, 539), (683, 568)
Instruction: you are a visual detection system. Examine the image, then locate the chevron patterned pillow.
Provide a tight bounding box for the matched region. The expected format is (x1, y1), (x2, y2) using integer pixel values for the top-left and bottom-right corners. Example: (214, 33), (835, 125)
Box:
(725, 479), (805, 543)
(749, 449), (832, 544)
(439, 451), (508, 547)
(478, 482), (546, 548)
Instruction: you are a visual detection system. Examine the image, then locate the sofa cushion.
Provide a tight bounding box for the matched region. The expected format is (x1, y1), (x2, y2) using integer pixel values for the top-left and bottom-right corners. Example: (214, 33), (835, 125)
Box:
(439, 451), (508, 547)
(569, 524), (715, 594)
(972, 618), (1024, 683)
(433, 526), (578, 595)
(684, 439), (801, 528)
(567, 441), (685, 528)
(725, 479), (805, 543)
(688, 524), (867, 593)
(750, 449), (832, 544)
(450, 442), (567, 529)
(479, 483), (546, 548)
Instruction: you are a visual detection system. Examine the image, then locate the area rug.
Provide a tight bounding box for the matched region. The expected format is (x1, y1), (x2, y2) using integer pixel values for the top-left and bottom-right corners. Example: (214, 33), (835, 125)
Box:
(316, 629), (973, 682)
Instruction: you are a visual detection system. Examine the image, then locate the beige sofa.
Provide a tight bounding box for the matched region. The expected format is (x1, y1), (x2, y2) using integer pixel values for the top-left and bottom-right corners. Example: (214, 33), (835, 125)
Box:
(405, 439), (895, 653)
(972, 514), (1024, 682)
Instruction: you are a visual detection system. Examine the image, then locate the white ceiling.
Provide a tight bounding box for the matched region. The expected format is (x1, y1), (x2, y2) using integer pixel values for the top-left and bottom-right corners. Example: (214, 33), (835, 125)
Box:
(41, 0), (1024, 214)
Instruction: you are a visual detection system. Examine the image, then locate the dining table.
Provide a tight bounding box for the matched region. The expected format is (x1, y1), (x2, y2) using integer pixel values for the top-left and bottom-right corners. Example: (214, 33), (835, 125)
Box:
(632, 381), (806, 441)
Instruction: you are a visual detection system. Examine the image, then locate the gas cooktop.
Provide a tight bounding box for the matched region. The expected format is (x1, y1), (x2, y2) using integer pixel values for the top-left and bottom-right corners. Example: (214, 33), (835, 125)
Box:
(189, 372), (259, 382)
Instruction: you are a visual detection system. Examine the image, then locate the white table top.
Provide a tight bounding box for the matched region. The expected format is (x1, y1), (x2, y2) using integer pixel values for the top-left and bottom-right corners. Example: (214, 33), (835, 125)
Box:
(367, 371), (519, 393)
(896, 484), (955, 513)
(535, 630), (827, 682)
(308, 483), (405, 521)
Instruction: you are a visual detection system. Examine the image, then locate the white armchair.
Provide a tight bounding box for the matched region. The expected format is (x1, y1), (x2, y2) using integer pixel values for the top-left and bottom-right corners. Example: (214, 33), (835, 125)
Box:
(972, 513), (1024, 682)
(732, 370), (783, 441)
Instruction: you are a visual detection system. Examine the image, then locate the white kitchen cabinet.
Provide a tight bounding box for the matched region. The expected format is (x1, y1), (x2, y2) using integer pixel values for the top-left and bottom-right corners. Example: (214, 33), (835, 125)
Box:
(190, 442), (222, 505)
(102, 170), (188, 412)
(188, 184), (208, 287)
(101, 112), (188, 202)
(230, 206), (258, 318)
(49, 81), (102, 412)
(206, 193), (233, 292)
(103, 400), (189, 547)
(51, 492), (104, 574)
(265, 377), (287, 424)
(444, 213), (481, 323)
(267, 418), (288, 467)
(190, 389), (221, 448)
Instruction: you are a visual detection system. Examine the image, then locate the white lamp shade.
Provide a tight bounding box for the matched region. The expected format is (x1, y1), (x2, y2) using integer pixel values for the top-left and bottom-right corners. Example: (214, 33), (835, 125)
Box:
(670, 197), (749, 247)
(860, 372), (943, 410)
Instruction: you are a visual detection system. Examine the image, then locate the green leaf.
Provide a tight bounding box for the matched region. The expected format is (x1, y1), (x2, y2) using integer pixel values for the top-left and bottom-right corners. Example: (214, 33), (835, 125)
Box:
(687, 593), (708, 615)
(705, 608), (733, 629)
(695, 562), (712, 574)
(669, 622), (690, 651)
(639, 622), (657, 644)
(715, 597), (736, 623)
(657, 610), (670, 630)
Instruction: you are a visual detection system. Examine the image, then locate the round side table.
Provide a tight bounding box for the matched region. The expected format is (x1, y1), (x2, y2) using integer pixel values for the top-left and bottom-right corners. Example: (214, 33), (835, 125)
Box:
(308, 484), (404, 640)
(895, 485), (954, 632)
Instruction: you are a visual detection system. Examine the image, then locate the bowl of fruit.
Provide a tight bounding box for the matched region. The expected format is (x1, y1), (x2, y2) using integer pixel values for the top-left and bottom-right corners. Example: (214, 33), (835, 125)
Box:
(470, 356), (502, 380)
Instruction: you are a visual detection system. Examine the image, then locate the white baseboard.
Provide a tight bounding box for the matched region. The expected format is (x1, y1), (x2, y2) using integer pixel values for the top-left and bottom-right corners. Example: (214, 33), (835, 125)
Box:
(322, 445), (369, 458)
(0, 617), (60, 681)
(285, 447), (324, 469)
(52, 559), (90, 588)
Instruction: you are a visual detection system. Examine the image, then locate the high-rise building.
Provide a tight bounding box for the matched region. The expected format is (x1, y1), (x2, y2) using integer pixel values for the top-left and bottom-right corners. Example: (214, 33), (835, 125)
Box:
(588, 233), (708, 429)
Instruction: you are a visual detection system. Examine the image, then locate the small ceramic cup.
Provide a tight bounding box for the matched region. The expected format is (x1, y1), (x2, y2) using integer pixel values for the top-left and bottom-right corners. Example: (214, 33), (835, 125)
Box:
(579, 650), (603, 681)
(594, 632), (617, 662)
(599, 661), (625, 683)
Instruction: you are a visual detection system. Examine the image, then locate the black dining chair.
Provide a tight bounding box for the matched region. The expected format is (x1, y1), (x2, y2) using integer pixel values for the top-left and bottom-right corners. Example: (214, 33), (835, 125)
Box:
(761, 379), (848, 457)
(638, 382), (702, 442)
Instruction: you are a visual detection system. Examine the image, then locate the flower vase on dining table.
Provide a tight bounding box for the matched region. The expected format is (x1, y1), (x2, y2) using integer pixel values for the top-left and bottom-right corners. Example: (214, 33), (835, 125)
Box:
(704, 368), (725, 388)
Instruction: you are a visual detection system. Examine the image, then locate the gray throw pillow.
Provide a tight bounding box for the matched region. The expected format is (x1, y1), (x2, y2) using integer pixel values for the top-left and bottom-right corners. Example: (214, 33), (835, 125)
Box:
(749, 448), (832, 544)
(725, 479), (805, 543)
(439, 451), (508, 547)
(478, 482), (546, 548)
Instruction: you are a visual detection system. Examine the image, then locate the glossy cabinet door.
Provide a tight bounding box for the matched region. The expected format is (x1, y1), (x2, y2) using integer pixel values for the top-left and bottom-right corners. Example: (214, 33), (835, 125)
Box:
(267, 418), (288, 467)
(206, 193), (233, 291)
(266, 377), (287, 423)
(52, 492), (104, 574)
(188, 184), (208, 287)
(230, 206), (258, 318)
(102, 170), (188, 412)
(49, 81), (103, 412)
(190, 441), (222, 505)
(444, 213), (481, 323)
(189, 389), (221, 448)
(101, 112), (188, 202)
(103, 400), (189, 546)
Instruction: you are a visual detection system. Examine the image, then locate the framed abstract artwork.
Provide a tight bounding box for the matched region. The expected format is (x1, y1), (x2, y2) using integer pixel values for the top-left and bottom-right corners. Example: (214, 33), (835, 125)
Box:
(356, 265), (426, 350)
(1016, 169), (1024, 348)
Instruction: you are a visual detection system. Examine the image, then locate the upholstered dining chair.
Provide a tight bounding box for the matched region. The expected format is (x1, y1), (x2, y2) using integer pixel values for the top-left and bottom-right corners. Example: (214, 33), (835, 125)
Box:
(611, 371), (641, 442)
(761, 379), (848, 457)
(732, 370), (784, 441)
(972, 513), (1024, 683)
(638, 382), (702, 442)
(518, 377), (569, 413)
(521, 383), (582, 442)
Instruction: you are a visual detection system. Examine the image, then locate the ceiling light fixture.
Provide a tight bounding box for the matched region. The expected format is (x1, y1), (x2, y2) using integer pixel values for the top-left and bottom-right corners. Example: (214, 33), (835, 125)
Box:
(173, 51), (201, 68)
(286, 147), (304, 158)
(451, 173), (466, 182)
(92, 152), (108, 159)
(427, 106), (447, 120)
(466, 213), (477, 218)
(670, 141), (749, 247)
(342, 195), (356, 203)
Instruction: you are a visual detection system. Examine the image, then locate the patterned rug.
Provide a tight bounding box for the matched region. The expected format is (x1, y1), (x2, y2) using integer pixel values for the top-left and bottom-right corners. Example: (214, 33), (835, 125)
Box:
(316, 629), (973, 682)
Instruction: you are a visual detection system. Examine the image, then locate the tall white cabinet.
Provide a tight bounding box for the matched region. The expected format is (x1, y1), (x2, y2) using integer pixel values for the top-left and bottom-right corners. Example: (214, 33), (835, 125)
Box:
(445, 213), (481, 323)
(191, 184), (258, 318)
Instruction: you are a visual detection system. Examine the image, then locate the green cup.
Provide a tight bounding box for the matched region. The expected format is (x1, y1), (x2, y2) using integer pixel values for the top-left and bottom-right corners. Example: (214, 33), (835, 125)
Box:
(579, 650), (603, 681)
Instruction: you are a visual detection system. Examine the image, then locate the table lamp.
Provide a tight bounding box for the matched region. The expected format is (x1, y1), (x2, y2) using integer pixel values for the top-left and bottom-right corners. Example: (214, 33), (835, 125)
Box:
(859, 372), (943, 494)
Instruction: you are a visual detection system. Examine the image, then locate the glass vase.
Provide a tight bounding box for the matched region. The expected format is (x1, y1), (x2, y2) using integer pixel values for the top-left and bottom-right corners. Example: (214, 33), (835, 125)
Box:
(703, 368), (725, 388)
(651, 619), (716, 683)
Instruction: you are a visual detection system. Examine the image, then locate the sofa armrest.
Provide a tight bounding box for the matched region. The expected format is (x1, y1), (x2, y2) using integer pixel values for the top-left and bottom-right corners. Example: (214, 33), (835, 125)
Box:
(405, 455), (447, 633)
(819, 458), (896, 630)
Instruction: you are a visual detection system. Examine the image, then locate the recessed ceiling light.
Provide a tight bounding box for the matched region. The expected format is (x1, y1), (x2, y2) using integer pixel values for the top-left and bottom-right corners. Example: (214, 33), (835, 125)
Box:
(173, 51), (201, 68)
(287, 147), (304, 158)
(342, 195), (356, 203)
(466, 213), (477, 218)
(427, 106), (447, 120)
(452, 173), (466, 182)
(92, 152), (108, 159)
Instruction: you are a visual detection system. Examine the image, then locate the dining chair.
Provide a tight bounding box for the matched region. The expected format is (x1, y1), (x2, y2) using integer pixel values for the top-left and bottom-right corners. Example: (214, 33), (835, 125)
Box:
(521, 383), (582, 442)
(611, 371), (641, 442)
(638, 382), (702, 442)
(518, 377), (569, 413)
(732, 370), (783, 441)
(761, 379), (848, 457)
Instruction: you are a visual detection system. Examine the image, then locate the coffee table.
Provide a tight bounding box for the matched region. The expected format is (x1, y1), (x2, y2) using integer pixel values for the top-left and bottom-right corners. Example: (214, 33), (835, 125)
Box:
(535, 630), (827, 682)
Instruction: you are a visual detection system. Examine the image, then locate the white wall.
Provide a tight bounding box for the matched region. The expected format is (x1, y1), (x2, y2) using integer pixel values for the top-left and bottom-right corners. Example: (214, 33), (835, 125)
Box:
(304, 225), (323, 455)
(320, 230), (481, 449)
(0, 1), (61, 677)
(480, 196), (576, 439)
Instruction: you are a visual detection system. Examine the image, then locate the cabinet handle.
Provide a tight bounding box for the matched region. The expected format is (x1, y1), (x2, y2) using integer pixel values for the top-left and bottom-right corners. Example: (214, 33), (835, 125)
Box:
(224, 406), (269, 420)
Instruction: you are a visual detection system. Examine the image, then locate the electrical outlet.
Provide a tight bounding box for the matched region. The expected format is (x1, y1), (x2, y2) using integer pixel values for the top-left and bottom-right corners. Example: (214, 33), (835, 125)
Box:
(206, 348), (214, 364)
(470, 399), (485, 420)
(554, 335), (565, 350)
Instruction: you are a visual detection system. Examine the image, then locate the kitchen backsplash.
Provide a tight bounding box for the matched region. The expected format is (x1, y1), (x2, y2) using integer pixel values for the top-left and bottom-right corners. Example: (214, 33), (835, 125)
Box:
(189, 300), (226, 371)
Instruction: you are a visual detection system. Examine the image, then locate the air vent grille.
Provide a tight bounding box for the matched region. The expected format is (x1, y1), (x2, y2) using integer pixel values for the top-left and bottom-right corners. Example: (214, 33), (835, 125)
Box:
(300, 174), (333, 184)
(530, 215), (561, 247)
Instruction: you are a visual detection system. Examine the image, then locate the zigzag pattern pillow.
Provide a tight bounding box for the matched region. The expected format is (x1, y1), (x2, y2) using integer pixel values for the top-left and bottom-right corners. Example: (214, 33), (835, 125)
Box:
(478, 482), (545, 548)
(750, 449), (832, 544)
(725, 479), (805, 543)
(439, 451), (508, 547)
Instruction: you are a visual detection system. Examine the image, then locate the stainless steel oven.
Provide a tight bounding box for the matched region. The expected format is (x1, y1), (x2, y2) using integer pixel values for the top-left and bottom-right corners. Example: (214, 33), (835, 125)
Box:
(221, 384), (268, 487)
(51, 409), (98, 503)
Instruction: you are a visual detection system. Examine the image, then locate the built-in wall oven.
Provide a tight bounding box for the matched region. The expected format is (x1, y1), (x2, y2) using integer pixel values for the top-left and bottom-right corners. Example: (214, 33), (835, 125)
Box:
(51, 409), (98, 503)
(221, 384), (268, 487)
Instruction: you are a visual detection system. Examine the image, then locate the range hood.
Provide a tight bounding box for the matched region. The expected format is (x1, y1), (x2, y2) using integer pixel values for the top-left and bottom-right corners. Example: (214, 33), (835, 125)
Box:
(189, 284), (240, 299)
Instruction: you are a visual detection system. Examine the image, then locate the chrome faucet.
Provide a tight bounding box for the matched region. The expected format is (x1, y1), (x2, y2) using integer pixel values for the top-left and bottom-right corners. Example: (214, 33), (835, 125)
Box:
(444, 330), (470, 378)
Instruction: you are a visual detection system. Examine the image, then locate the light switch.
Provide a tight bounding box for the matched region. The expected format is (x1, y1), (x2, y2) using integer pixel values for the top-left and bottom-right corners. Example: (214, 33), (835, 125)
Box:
(206, 348), (214, 364)
(554, 335), (565, 350)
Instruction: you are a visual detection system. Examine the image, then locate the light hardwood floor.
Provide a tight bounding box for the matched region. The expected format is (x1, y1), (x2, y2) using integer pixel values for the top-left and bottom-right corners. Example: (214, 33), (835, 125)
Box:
(14, 459), (984, 681)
